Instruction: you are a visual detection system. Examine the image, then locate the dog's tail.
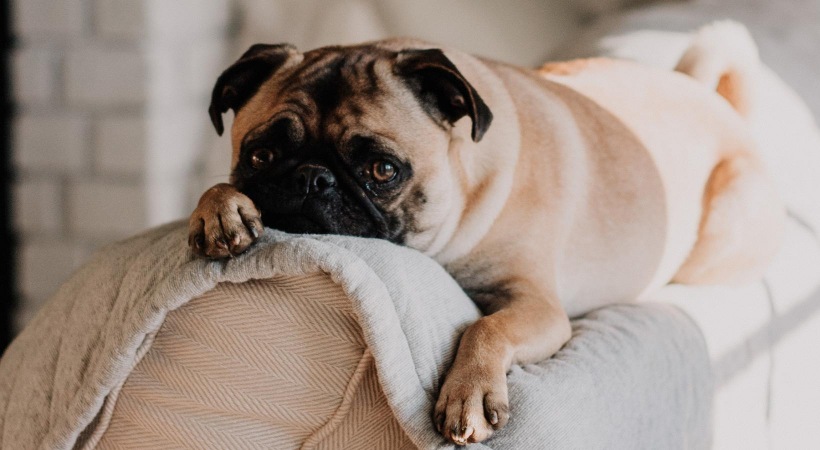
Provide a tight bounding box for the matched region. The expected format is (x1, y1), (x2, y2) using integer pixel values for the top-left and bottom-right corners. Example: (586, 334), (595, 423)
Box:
(675, 21), (759, 117)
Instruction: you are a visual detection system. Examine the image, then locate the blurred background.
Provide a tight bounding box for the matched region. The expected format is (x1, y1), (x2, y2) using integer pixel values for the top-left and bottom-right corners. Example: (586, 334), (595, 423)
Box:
(1, 0), (819, 345)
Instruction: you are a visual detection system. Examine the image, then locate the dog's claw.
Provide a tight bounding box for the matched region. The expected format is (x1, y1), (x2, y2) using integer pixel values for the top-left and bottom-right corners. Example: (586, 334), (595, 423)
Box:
(460, 426), (474, 444)
(434, 364), (509, 445)
(249, 224), (262, 240)
(488, 410), (498, 425)
(449, 423), (460, 438)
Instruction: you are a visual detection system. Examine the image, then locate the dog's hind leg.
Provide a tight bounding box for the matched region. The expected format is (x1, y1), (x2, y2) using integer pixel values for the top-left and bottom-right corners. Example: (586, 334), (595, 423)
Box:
(673, 153), (784, 285)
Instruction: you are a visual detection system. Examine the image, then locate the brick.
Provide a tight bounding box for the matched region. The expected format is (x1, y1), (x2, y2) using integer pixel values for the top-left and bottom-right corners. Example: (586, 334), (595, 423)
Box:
(145, 107), (206, 175)
(185, 38), (228, 101)
(13, 114), (89, 173)
(148, 0), (231, 40)
(17, 238), (86, 300)
(13, 178), (63, 234)
(144, 176), (191, 226)
(95, 0), (146, 39)
(96, 116), (147, 174)
(68, 180), (147, 237)
(65, 48), (146, 107)
(143, 47), (187, 108)
(12, 47), (57, 105)
(13, 0), (85, 38)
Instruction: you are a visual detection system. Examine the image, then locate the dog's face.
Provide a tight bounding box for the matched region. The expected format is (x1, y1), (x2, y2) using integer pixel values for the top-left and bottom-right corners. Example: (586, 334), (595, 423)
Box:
(209, 43), (492, 249)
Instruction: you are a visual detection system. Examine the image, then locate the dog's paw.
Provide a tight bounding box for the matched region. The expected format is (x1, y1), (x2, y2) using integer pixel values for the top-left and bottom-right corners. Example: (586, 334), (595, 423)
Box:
(188, 183), (263, 259)
(434, 365), (509, 446)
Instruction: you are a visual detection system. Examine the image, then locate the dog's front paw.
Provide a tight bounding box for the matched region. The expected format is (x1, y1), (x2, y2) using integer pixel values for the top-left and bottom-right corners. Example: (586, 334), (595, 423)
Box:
(188, 183), (263, 259)
(434, 365), (509, 445)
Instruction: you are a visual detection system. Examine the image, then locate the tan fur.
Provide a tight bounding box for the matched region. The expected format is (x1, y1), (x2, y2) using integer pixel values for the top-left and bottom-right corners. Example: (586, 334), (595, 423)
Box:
(674, 21), (759, 117)
(189, 183), (263, 258)
(716, 73), (750, 115)
(189, 27), (786, 445)
(673, 154), (783, 284)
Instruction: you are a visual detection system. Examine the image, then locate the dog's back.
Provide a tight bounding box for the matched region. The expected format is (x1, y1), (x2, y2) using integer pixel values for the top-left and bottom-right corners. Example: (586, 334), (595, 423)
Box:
(536, 28), (781, 295)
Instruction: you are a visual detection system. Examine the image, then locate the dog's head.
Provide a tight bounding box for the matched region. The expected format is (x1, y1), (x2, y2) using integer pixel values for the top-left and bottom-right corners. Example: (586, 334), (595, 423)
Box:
(209, 42), (492, 248)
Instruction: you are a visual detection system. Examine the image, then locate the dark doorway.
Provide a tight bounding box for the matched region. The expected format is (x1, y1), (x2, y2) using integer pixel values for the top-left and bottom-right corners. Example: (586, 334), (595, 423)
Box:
(1, 0), (17, 352)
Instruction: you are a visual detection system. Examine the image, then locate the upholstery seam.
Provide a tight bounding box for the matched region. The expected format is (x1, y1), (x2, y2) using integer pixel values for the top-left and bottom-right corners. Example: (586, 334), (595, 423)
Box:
(295, 236), (447, 449)
(300, 349), (373, 449)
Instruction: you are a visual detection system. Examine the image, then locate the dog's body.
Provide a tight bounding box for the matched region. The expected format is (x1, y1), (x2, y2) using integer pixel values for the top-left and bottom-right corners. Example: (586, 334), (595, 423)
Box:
(190, 23), (784, 445)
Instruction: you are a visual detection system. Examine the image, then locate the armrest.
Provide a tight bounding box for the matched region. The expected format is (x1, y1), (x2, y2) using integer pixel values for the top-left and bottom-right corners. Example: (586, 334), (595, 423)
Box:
(0, 222), (713, 449)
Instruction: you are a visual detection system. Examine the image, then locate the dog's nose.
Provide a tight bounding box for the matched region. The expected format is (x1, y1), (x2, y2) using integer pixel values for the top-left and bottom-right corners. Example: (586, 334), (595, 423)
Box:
(294, 164), (336, 194)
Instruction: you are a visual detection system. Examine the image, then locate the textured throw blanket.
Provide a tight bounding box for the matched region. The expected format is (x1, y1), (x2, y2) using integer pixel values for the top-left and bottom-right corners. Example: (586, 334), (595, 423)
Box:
(0, 222), (712, 449)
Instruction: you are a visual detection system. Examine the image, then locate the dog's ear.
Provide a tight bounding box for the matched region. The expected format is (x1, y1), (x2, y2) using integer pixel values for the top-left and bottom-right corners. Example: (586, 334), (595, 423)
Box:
(209, 43), (300, 135)
(395, 49), (493, 142)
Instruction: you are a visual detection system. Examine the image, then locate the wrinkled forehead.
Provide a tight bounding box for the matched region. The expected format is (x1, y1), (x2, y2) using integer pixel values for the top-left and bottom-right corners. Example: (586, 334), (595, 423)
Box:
(286, 47), (388, 115)
(231, 46), (426, 155)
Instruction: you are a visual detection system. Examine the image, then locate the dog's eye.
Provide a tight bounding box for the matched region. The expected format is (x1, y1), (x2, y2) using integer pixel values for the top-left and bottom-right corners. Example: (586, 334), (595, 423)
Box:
(250, 148), (276, 169)
(371, 161), (397, 183)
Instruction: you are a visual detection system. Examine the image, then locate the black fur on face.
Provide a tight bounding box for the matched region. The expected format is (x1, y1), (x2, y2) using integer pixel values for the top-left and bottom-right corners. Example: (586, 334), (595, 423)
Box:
(231, 104), (415, 243)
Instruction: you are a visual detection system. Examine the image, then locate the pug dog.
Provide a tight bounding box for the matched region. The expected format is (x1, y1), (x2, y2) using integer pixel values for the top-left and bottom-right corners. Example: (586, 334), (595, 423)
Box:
(189, 22), (784, 445)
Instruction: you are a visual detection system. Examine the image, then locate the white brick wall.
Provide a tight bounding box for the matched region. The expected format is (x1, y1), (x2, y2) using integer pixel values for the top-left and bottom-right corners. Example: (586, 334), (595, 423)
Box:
(68, 180), (148, 237)
(17, 239), (86, 300)
(13, 178), (63, 234)
(65, 47), (147, 107)
(11, 48), (56, 105)
(96, 0), (146, 39)
(186, 39), (230, 101)
(14, 239), (87, 331)
(95, 116), (147, 175)
(13, 115), (89, 173)
(148, 0), (231, 40)
(13, 0), (86, 38)
(11, 0), (233, 332)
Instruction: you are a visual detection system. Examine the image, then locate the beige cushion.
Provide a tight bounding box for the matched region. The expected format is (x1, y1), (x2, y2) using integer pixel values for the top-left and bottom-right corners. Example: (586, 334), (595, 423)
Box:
(93, 275), (414, 449)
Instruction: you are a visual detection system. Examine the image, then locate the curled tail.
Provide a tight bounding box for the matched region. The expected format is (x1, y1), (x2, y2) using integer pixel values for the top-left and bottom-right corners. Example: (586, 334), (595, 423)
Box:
(675, 21), (759, 116)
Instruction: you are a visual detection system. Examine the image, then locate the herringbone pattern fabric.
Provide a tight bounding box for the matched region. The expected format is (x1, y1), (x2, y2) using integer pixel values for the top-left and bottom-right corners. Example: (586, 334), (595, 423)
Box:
(94, 274), (413, 449)
(311, 356), (417, 450)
